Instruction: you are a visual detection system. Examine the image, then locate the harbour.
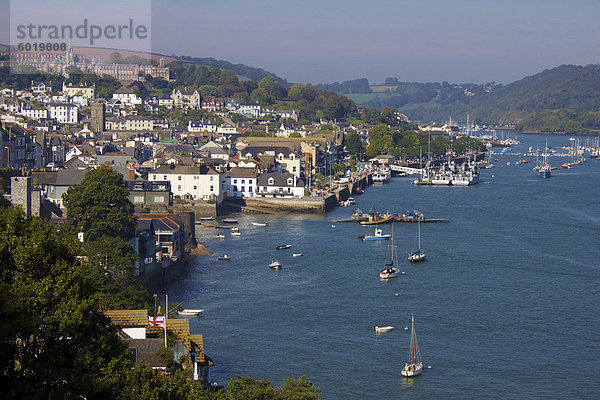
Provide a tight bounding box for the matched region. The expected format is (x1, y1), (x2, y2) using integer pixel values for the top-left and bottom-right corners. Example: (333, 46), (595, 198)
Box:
(165, 133), (600, 399)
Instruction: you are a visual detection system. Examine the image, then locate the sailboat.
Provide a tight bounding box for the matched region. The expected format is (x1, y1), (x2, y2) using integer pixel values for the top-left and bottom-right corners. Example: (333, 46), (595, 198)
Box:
(379, 223), (399, 279)
(408, 219), (426, 262)
(401, 313), (423, 377)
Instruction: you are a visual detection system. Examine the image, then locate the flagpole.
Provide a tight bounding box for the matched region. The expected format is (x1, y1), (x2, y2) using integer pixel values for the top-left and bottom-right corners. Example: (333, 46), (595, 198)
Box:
(164, 294), (168, 348)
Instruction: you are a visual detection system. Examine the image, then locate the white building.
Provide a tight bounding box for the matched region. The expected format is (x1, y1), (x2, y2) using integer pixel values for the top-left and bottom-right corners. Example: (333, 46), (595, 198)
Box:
(106, 116), (154, 131)
(112, 87), (142, 106)
(224, 167), (258, 198)
(149, 165), (224, 203)
(49, 103), (78, 124)
(62, 82), (95, 99)
(21, 104), (48, 120)
(237, 103), (261, 118)
(188, 120), (217, 133)
(256, 172), (304, 198)
(216, 123), (238, 135)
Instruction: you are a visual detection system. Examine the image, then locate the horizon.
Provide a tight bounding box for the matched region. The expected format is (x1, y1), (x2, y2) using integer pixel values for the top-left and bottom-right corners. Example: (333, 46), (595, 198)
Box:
(1, 0), (599, 85)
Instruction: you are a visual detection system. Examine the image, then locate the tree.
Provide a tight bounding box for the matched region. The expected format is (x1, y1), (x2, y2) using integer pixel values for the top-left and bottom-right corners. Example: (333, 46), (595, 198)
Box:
(62, 166), (136, 242)
(345, 132), (365, 158)
(0, 206), (133, 399)
(82, 235), (150, 309)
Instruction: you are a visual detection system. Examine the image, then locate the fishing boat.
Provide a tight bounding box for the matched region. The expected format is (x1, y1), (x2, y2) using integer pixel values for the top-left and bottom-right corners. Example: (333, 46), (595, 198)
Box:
(251, 222), (268, 227)
(401, 313), (423, 377)
(375, 325), (394, 333)
(537, 142), (552, 178)
(360, 214), (393, 225)
(408, 219), (427, 263)
(276, 244), (291, 250)
(217, 254), (230, 261)
(269, 261), (282, 269)
(178, 309), (204, 316)
(292, 252), (304, 257)
(360, 227), (391, 241)
(380, 223), (400, 279)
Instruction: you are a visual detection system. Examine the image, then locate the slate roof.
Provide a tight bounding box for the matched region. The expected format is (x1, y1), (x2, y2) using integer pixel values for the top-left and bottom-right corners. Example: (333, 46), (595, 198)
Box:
(258, 172), (304, 187)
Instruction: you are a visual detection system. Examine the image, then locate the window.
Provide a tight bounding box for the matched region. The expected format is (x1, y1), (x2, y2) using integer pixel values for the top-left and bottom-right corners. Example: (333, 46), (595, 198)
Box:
(241, 186), (245, 192)
(154, 196), (165, 203)
(178, 176), (181, 181)
(268, 177), (274, 185)
(193, 186), (197, 190)
(288, 188), (291, 193)
(210, 185), (214, 191)
(210, 176), (214, 181)
(163, 175), (167, 180)
(287, 178), (294, 185)
(241, 179), (245, 184)
(233, 179), (237, 184)
(133, 196), (144, 203)
(292, 166), (297, 172)
(177, 185), (181, 191)
(249, 186), (252, 192)
(152, 175), (157, 180)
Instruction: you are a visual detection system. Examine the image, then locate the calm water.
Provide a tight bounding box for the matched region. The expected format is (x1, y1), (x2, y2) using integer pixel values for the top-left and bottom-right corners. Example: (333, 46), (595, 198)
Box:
(165, 134), (600, 399)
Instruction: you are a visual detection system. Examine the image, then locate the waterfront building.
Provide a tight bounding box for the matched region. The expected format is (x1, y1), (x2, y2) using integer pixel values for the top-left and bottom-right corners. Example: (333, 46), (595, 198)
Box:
(149, 164), (224, 203)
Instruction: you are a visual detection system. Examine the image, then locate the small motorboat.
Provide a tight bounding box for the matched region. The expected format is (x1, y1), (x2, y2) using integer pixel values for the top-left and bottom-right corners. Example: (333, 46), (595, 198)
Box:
(223, 218), (238, 224)
(231, 227), (239, 232)
(269, 261), (282, 269)
(217, 254), (231, 261)
(276, 244), (291, 250)
(375, 326), (394, 333)
(292, 252), (304, 257)
(231, 232), (241, 237)
(251, 222), (268, 227)
(200, 217), (214, 221)
(178, 309), (204, 316)
(216, 234), (225, 239)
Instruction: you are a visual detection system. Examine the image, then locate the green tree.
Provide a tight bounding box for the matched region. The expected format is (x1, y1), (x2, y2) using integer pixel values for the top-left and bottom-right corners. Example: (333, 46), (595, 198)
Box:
(62, 166), (136, 242)
(280, 375), (322, 400)
(0, 207), (132, 399)
(82, 235), (150, 309)
(224, 376), (281, 400)
(345, 132), (365, 158)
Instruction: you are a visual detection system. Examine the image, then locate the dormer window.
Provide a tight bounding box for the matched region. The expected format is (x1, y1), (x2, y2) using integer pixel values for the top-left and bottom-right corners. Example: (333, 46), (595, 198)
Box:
(290, 154), (295, 160)
(287, 178), (294, 185)
(268, 177), (274, 185)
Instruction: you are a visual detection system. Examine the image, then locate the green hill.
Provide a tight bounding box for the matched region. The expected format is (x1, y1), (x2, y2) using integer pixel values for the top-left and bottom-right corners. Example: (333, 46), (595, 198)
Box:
(346, 64), (600, 133)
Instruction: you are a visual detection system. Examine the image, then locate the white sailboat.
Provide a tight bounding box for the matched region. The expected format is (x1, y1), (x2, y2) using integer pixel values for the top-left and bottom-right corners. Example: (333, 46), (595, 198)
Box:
(408, 219), (427, 262)
(401, 313), (423, 377)
(380, 223), (399, 279)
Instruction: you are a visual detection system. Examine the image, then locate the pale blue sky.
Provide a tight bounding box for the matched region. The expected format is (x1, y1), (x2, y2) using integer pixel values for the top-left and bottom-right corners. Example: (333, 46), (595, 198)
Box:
(2, 0), (599, 84)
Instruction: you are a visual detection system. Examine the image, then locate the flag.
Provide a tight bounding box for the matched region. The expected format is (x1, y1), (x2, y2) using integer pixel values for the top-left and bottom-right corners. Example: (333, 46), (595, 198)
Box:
(148, 316), (165, 328)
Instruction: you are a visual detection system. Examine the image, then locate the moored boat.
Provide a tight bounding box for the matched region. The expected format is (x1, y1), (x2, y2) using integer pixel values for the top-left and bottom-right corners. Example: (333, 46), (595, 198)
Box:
(223, 218), (238, 224)
(401, 313), (423, 377)
(178, 309), (204, 316)
(408, 219), (427, 263)
(375, 325), (394, 333)
(217, 254), (230, 261)
(292, 252), (304, 257)
(360, 227), (391, 241)
(276, 244), (291, 250)
(251, 222), (268, 227)
(269, 261), (282, 269)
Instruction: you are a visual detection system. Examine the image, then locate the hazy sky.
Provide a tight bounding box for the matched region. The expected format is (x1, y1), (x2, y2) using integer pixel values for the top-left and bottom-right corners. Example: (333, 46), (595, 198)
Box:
(2, 0), (599, 84)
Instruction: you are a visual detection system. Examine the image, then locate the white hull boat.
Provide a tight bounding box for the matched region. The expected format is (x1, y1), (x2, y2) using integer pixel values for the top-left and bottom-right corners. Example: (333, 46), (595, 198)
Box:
(375, 325), (394, 333)
(178, 309), (204, 316)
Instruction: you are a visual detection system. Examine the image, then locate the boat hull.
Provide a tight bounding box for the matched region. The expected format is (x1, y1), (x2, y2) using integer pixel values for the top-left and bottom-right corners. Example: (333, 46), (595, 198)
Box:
(379, 268), (399, 279)
(363, 235), (391, 241)
(401, 364), (423, 377)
